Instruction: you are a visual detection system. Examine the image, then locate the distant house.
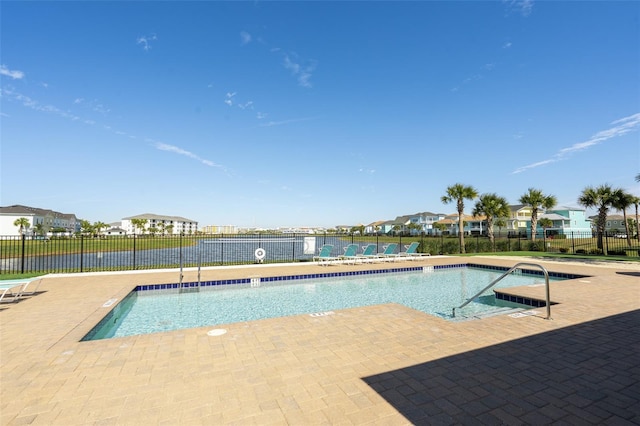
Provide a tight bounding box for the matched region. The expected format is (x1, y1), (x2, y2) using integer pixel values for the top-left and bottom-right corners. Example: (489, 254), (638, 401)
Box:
(530, 207), (592, 237)
(508, 204), (532, 234)
(103, 226), (127, 237)
(405, 211), (448, 235)
(122, 213), (198, 235)
(365, 220), (389, 235)
(435, 214), (485, 235)
(588, 213), (639, 235)
(0, 205), (80, 236)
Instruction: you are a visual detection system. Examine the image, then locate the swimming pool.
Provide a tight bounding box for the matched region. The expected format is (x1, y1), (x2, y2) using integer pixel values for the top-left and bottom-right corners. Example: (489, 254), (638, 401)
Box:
(83, 264), (578, 341)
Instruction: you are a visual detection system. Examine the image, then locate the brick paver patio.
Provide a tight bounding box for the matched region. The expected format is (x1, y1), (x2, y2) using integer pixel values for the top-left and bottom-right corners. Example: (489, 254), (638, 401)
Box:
(1, 256), (638, 425)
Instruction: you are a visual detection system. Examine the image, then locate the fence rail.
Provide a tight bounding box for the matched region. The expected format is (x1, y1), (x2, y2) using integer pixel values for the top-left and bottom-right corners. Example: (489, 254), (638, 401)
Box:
(0, 231), (637, 275)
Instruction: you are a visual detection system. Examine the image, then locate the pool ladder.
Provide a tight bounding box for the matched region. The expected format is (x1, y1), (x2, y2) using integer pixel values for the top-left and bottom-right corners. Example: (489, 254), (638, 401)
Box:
(178, 271), (201, 294)
(452, 262), (551, 320)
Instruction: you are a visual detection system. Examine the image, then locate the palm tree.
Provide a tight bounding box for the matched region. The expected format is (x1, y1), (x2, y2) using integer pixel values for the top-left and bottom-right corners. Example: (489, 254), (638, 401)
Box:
(631, 195), (640, 240)
(495, 218), (507, 238)
(578, 184), (622, 254)
(131, 218), (148, 235)
(611, 189), (634, 246)
(441, 183), (478, 253)
(33, 223), (44, 236)
(519, 188), (557, 241)
(433, 222), (447, 235)
(80, 219), (93, 236)
(538, 218), (553, 238)
(472, 193), (510, 251)
(93, 221), (108, 237)
(13, 217), (30, 236)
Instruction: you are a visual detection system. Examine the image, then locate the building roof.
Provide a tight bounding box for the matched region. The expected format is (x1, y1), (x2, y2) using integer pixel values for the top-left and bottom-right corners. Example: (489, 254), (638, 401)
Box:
(122, 213), (198, 223)
(0, 205), (77, 220)
(540, 213), (570, 221)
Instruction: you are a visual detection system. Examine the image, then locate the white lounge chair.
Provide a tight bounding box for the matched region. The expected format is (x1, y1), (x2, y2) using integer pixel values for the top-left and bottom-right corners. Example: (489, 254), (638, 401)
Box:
(0, 277), (44, 303)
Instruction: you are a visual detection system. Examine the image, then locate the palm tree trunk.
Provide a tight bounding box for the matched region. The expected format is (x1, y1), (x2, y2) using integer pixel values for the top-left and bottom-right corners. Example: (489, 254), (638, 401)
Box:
(458, 211), (465, 254)
(597, 209), (607, 254)
(487, 219), (495, 251)
(530, 209), (538, 242)
(622, 209), (631, 246)
(636, 203), (640, 241)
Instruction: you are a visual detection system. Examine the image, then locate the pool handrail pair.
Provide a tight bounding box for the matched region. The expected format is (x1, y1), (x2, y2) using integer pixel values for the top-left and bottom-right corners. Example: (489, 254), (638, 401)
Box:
(452, 262), (551, 320)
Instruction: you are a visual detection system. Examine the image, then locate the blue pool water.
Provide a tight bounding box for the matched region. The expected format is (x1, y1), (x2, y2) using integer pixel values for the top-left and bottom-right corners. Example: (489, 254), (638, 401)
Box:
(84, 266), (570, 340)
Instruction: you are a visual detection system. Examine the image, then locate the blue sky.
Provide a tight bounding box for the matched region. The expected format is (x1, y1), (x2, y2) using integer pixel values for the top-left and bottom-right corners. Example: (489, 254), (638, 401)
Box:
(1, 1), (639, 229)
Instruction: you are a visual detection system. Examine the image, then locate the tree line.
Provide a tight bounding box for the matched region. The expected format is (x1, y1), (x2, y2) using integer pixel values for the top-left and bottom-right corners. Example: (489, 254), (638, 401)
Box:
(442, 178), (640, 255)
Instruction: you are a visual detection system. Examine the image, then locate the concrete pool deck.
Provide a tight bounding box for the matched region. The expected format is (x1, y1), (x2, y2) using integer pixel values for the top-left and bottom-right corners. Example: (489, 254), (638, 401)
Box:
(1, 256), (638, 425)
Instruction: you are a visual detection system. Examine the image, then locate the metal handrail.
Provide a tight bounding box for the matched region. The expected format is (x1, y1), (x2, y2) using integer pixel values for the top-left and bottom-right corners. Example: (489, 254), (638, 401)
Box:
(453, 262), (551, 320)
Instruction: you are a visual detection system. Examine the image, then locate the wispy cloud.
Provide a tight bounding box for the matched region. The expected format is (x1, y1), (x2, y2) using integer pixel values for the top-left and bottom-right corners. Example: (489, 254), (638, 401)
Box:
(240, 31), (252, 45)
(137, 34), (157, 51)
(224, 92), (236, 106)
(259, 116), (318, 127)
(1, 87), (80, 121)
(72, 97), (110, 114)
(283, 54), (317, 88)
(0, 65), (25, 80)
(503, 41), (513, 49)
(503, 0), (534, 17)
(451, 61), (499, 92)
(3, 86), (226, 171)
(512, 113), (640, 174)
(153, 142), (225, 169)
(359, 168), (376, 174)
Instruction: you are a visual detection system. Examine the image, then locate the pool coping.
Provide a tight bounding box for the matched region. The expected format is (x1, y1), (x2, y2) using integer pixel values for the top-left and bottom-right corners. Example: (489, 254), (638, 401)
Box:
(84, 263), (585, 341)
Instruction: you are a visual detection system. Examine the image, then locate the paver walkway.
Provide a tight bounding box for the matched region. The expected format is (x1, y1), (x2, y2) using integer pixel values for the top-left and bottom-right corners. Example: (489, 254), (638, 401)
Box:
(1, 256), (638, 425)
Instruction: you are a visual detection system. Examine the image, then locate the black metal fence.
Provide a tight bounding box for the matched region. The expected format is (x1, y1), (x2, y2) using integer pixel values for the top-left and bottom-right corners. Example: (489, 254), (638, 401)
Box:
(1, 231), (637, 275)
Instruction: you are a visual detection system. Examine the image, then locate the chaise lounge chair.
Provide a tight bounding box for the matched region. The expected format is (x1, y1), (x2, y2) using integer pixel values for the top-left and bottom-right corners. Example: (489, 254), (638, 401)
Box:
(0, 276), (44, 303)
(399, 242), (431, 260)
(377, 243), (400, 262)
(313, 244), (340, 265)
(339, 244), (360, 265)
(356, 244), (378, 263)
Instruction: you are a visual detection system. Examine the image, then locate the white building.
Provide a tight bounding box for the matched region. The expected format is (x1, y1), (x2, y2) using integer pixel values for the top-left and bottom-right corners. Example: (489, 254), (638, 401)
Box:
(0, 205), (80, 236)
(201, 225), (238, 234)
(121, 213), (198, 235)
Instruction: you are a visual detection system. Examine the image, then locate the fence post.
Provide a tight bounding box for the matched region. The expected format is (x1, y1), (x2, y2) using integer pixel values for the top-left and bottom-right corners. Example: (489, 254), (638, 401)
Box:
(20, 234), (26, 274)
(292, 235), (296, 262)
(132, 234), (136, 270)
(80, 235), (84, 272)
(571, 232), (575, 254)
